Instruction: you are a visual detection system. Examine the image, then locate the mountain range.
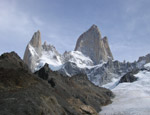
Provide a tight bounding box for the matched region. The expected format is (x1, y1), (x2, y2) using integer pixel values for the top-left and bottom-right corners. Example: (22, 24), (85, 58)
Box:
(1, 24), (150, 115)
(23, 25), (150, 86)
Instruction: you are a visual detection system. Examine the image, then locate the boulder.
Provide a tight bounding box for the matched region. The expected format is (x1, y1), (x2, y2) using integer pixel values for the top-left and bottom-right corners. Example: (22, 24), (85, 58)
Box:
(119, 69), (139, 83)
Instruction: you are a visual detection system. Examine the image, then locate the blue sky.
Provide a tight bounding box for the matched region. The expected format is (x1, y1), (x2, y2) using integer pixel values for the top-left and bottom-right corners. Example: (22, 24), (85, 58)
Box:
(0, 0), (150, 62)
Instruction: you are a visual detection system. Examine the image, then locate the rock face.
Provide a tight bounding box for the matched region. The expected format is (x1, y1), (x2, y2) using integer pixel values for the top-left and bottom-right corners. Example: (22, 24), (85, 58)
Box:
(29, 30), (42, 51)
(103, 36), (113, 59)
(136, 54), (150, 68)
(74, 24), (113, 64)
(23, 30), (42, 72)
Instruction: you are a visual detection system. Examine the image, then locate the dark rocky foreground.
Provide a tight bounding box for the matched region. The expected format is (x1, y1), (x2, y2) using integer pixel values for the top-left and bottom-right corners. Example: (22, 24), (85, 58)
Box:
(0, 52), (114, 115)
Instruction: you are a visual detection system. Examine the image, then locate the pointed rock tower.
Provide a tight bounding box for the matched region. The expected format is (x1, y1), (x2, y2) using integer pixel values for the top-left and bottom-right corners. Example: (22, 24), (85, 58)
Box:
(74, 25), (113, 64)
(23, 30), (42, 72)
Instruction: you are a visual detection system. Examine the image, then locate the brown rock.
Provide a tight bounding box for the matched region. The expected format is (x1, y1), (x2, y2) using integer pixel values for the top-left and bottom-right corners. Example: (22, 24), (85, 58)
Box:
(80, 105), (98, 115)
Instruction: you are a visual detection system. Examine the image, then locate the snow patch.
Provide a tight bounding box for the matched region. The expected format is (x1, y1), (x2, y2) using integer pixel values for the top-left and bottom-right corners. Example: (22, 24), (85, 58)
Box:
(144, 63), (150, 70)
(28, 44), (38, 56)
(63, 51), (93, 68)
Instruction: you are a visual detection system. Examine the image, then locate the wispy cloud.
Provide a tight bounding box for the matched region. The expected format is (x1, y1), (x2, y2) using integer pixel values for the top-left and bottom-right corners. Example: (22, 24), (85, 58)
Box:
(0, 0), (44, 35)
(0, 0), (44, 57)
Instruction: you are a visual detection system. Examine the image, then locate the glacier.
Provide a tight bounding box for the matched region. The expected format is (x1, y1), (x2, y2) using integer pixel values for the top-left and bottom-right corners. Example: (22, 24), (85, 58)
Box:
(100, 63), (150, 115)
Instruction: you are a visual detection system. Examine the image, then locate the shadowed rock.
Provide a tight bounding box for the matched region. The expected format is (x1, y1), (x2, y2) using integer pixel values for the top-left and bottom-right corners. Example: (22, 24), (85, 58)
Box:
(0, 52), (66, 115)
(119, 69), (139, 83)
(0, 51), (114, 115)
(35, 63), (114, 114)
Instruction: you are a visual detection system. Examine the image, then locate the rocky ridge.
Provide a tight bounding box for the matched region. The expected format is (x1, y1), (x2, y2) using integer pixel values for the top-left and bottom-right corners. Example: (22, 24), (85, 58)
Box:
(60, 54), (150, 86)
(0, 52), (114, 115)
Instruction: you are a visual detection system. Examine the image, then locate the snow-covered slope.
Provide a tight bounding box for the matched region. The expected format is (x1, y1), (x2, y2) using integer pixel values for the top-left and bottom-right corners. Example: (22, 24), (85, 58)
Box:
(34, 47), (94, 71)
(35, 50), (94, 72)
(35, 51), (62, 71)
(144, 63), (150, 70)
(100, 63), (150, 115)
(62, 51), (93, 68)
(27, 41), (63, 71)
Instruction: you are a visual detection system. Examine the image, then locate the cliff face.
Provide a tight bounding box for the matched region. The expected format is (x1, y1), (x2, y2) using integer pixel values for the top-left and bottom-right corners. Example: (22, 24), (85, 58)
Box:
(74, 24), (113, 64)
(103, 36), (113, 59)
(23, 30), (42, 72)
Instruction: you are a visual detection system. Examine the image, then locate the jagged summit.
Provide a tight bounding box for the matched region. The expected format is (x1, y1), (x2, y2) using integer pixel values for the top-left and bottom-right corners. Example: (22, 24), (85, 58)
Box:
(23, 30), (63, 72)
(102, 36), (113, 59)
(29, 30), (42, 48)
(74, 25), (113, 64)
(23, 30), (42, 72)
(89, 24), (100, 33)
(91, 24), (98, 28)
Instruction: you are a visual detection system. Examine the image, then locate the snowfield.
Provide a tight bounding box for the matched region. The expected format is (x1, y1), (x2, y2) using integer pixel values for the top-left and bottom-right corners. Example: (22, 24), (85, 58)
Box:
(35, 51), (62, 71)
(100, 64), (150, 115)
(64, 51), (93, 68)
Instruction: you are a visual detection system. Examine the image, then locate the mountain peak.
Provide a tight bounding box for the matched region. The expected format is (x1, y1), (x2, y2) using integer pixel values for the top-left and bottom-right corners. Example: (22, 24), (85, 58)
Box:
(103, 36), (108, 40)
(23, 30), (42, 72)
(30, 30), (42, 48)
(87, 24), (101, 38)
(75, 25), (113, 64)
(90, 24), (98, 29)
